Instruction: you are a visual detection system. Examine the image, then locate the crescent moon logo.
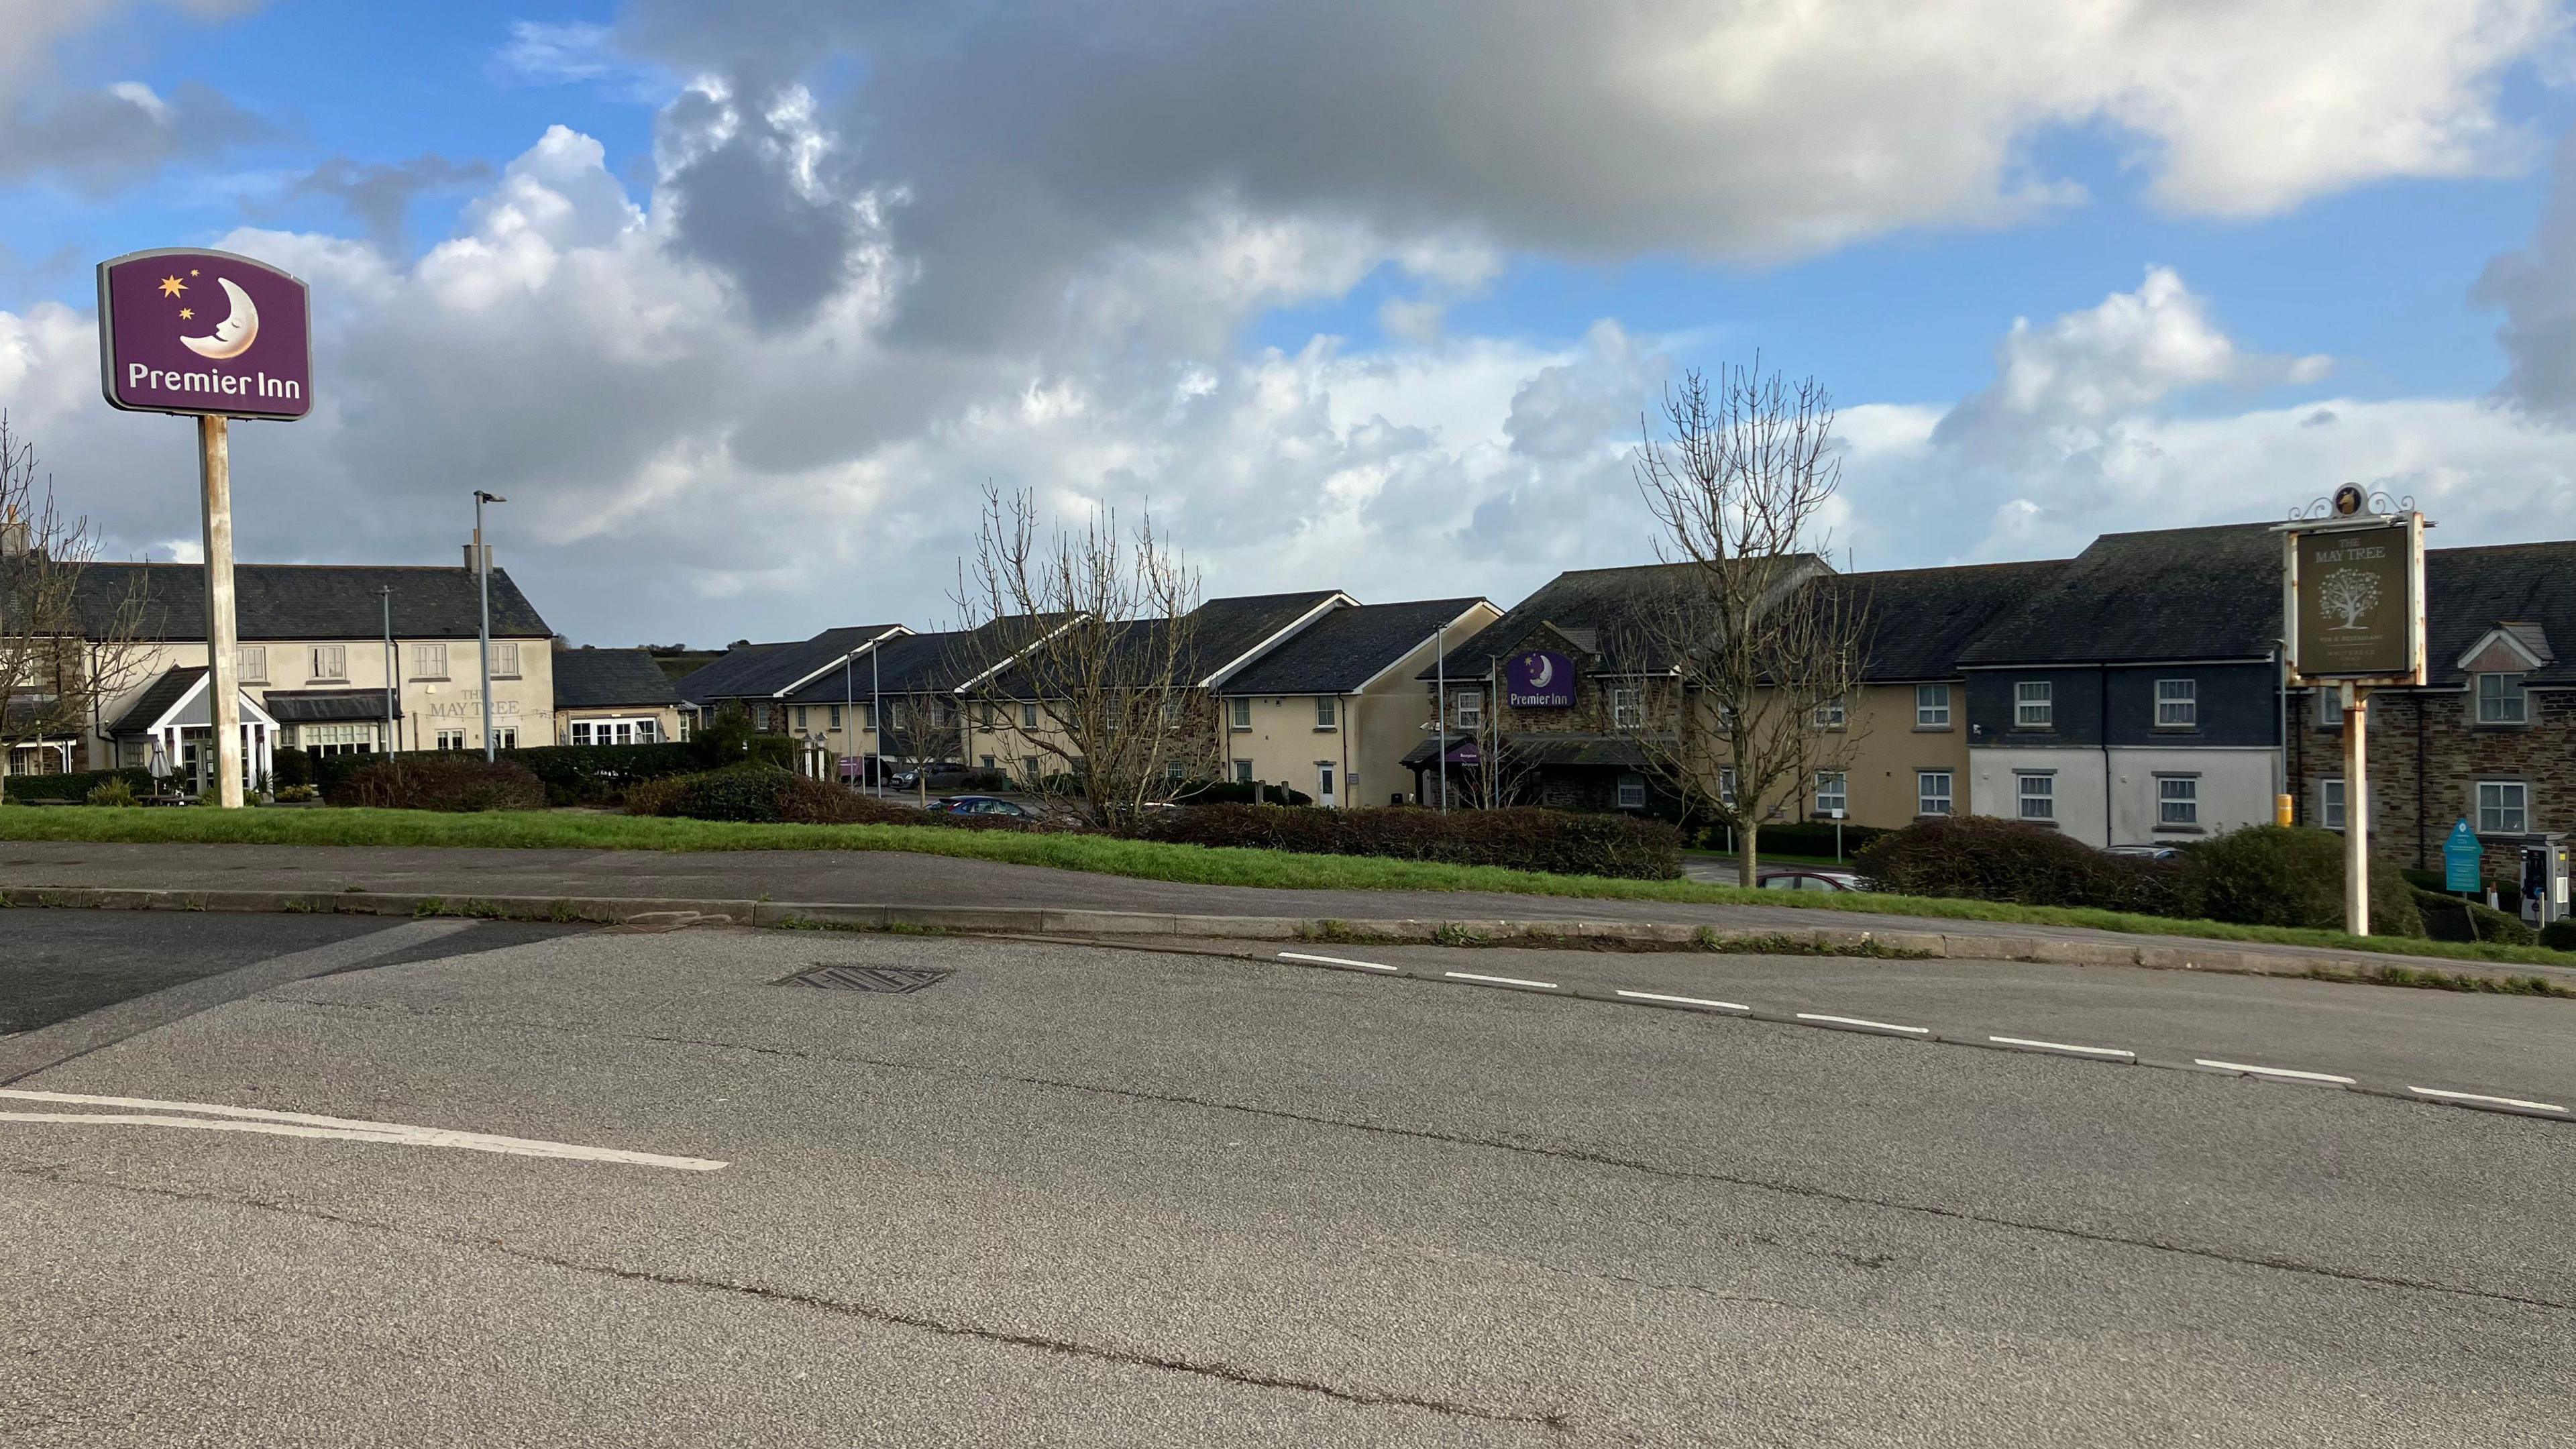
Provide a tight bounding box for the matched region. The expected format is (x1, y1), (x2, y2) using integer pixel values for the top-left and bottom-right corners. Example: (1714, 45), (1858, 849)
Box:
(180, 277), (260, 361)
(1526, 653), (1554, 688)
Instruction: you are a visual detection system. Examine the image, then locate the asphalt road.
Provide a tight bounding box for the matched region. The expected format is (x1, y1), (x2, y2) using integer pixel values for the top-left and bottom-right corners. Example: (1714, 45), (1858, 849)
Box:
(3, 912), (2570, 1445)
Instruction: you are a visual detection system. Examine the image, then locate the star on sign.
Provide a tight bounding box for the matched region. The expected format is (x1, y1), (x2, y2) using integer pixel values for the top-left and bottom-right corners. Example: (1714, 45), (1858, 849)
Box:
(158, 276), (187, 299)
(178, 308), (194, 320)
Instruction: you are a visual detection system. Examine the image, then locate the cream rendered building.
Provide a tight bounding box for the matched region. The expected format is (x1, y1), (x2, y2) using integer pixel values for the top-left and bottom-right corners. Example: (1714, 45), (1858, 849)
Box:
(1214, 597), (1499, 807)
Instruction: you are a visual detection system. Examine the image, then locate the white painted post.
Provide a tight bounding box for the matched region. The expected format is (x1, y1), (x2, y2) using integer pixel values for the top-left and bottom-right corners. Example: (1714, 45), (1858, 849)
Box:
(2343, 680), (2369, 936)
(196, 414), (244, 808)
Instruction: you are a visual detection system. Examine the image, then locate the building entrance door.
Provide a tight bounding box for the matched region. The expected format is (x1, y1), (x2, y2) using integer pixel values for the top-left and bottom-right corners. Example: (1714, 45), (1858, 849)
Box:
(1316, 761), (1336, 808)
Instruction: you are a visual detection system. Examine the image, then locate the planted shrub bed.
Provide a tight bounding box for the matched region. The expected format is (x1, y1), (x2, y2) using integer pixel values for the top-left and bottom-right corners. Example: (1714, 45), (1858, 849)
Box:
(0, 767), (156, 804)
(333, 755), (547, 812)
(1133, 803), (1683, 880)
(305, 735), (796, 805)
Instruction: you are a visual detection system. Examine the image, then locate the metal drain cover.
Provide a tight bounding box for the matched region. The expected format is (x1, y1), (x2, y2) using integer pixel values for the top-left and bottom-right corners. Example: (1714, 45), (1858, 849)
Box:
(784, 965), (952, 993)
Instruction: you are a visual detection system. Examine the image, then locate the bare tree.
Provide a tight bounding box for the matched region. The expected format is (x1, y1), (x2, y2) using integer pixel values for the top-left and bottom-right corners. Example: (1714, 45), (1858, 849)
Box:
(0, 417), (151, 803)
(878, 687), (960, 806)
(1621, 364), (1866, 885)
(951, 484), (1208, 828)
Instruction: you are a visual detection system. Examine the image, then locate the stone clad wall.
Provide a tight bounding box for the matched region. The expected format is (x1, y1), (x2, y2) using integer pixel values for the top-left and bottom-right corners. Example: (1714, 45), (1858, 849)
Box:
(2287, 686), (2576, 877)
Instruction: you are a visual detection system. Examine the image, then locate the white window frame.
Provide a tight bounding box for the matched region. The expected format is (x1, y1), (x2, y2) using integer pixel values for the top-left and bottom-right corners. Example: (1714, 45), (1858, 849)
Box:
(1229, 697), (1251, 731)
(1315, 697), (1338, 731)
(2154, 678), (2197, 728)
(1813, 771), (1847, 818)
(1232, 759), (1253, 785)
(2476, 672), (2528, 725)
(435, 729), (467, 751)
(311, 645), (347, 682)
(794, 706), (809, 733)
(235, 645), (268, 684)
(1917, 769), (1952, 816)
(2320, 777), (2345, 830)
(2017, 771), (2055, 820)
(1719, 767), (1736, 805)
(1616, 772), (1647, 810)
(828, 704), (843, 731)
(2316, 688), (2342, 727)
(2015, 680), (2053, 729)
(1915, 684), (1950, 729)
(412, 643), (448, 680)
(2477, 780), (2529, 835)
(1813, 695), (1845, 730)
(1020, 702), (1038, 729)
(1453, 690), (1483, 730)
(490, 641), (522, 680)
(1612, 688), (1644, 731)
(492, 727), (518, 751)
(2156, 775), (2198, 827)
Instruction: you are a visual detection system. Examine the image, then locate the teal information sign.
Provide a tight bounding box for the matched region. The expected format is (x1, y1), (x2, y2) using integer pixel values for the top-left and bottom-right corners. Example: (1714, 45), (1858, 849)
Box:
(2443, 819), (2483, 892)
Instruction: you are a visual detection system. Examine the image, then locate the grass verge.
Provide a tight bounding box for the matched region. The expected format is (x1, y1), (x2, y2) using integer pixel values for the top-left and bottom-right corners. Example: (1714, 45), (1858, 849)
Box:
(7, 804), (2576, 974)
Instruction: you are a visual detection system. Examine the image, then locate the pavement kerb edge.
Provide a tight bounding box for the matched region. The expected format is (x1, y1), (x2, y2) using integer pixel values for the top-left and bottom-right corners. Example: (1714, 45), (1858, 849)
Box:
(7, 883), (2571, 987)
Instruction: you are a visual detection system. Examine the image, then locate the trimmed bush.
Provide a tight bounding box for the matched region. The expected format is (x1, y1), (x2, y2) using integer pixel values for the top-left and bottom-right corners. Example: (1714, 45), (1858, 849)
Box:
(0, 767), (155, 804)
(2539, 917), (2576, 951)
(306, 736), (793, 806)
(2419, 890), (2538, 946)
(270, 748), (317, 788)
(626, 764), (949, 827)
(2192, 825), (2422, 938)
(1854, 815), (2196, 915)
(1718, 820), (1890, 859)
(333, 755), (547, 812)
(1132, 803), (1682, 880)
(1173, 779), (1314, 807)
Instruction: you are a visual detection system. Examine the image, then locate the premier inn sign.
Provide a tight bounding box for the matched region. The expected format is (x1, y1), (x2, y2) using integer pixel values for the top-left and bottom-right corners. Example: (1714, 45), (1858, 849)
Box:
(97, 248), (313, 420)
(2290, 519), (2421, 681)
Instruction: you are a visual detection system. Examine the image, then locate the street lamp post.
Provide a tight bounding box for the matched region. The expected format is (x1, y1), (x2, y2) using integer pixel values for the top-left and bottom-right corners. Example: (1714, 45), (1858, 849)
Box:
(473, 490), (505, 762)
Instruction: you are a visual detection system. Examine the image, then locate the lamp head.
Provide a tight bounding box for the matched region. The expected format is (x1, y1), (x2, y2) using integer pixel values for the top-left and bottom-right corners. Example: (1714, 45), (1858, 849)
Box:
(475, 490), (506, 504)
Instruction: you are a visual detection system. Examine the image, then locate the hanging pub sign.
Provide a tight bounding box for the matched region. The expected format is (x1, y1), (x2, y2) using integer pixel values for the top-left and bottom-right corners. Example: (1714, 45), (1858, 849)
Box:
(2282, 508), (2424, 685)
(97, 248), (313, 420)
(1504, 648), (1575, 708)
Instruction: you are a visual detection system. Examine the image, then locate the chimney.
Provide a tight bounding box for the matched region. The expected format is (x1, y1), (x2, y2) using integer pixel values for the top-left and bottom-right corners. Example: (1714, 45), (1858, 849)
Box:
(0, 510), (27, 558)
(463, 542), (492, 573)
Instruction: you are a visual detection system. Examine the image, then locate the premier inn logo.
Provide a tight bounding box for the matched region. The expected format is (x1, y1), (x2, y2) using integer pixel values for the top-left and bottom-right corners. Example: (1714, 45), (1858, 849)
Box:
(122, 270), (299, 402)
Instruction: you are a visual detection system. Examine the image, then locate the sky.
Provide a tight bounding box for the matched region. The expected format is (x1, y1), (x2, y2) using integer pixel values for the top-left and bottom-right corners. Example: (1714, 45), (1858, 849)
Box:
(7, 1), (2576, 647)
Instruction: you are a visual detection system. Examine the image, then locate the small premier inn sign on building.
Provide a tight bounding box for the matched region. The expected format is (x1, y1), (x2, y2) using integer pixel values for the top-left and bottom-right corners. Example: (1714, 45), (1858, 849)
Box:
(97, 249), (312, 420)
(1505, 649), (1575, 708)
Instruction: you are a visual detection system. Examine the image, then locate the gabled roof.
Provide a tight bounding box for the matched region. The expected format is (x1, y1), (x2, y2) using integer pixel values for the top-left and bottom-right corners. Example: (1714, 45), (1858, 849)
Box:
(776, 615), (1065, 702)
(48, 561), (553, 642)
(106, 665), (277, 735)
(553, 647), (684, 710)
(1420, 558), (1828, 681)
(675, 625), (904, 703)
(1955, 523), (2283, 667)
(1220, 598), (1489, 695)
(2424, 541), (2576, 686)
(1824, 559), (2072, 682)
(1181, 590), (1352, 684)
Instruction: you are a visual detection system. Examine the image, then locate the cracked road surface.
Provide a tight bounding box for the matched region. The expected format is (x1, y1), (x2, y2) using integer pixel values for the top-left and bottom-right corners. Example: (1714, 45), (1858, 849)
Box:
(2, 914), (2571, 1445)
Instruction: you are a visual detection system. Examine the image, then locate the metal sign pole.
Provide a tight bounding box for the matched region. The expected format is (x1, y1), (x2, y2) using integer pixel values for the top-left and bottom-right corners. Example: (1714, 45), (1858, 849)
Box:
(197, 414), (244, 808)
(1435, 629), (1448, 814)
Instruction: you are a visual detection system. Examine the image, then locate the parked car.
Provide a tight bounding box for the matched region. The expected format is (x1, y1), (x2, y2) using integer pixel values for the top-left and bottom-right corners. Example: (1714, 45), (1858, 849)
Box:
(1756, 867), (1870, 892)
(2104, 844), (2183, 861)
(936, 794), (1039, 820)
(889, 765), (971, 793)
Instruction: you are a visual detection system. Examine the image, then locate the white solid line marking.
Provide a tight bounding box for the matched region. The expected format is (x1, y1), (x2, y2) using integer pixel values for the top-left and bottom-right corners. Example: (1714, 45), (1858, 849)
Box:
(1277, 951), (1400, 972)
(0, 1089), (726, 1171)
(1614, 989), (1751, 1012)
(1987, 1035), (2136, 1059)
(1795, 1013), (1929, 1035)
(2193, 1059), (2355, 1085)
(1442, 971), (1559, 990)
(2406, 1086), (2568, 1114)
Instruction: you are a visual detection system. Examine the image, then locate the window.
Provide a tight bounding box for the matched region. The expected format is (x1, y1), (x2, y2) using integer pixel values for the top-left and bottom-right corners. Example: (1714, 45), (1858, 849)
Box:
(492, 727), (517, 750)
(435, 729), (467, 751)
(980, 755), (996, 770)
(1617, 772), (1647, 810)
(1021, 702), (1038, 729)
(1315, 697), (1338, 730)
(828, 705), (843, 731)
(412, 643), (448, 680)
(301, 722), (376, 757)
(2316, 688), (2342, 727)
(570, 721), (592, 745)
(1915, 684), (1950, 729)
(794, 706), (809, 733)
(1813, 696), (1845, 730)
(2014, 680), (2052, 728)
(1232, 759), (1254, 785)
(635, 720), (657, 743)
(1612, 688), (1643, 730)
(1454, 690), (1482, 729)
(311, 645), (347, 682)
(2157, 775), (2199, 827)
(490, 641), (521, 680)
(1165, 762), (1187, 784)
(1719, 767), (1736, 805)
(1230, 698), (1252, 731)
(235, 646), (267, 683)
(2477, 672), (2528, 724)
(2320, 777), (2345, 830)
(1917, 770), (1953, 816)
(2017, 771), (2055, 820)
(2478, 780), (2529, 834)
(2155, 678), (2197, 728)
(1813, 771), (1847, 818)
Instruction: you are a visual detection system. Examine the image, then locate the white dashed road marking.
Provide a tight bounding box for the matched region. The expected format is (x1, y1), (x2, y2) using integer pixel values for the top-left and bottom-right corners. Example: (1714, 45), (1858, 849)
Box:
(2194, 1059), (2357, 1085)
(1613, 989), (1752, 1013)
(1442, 971), (1560, 991)
(1987, 1036), (2137, 1060)
(2405, 1086), (2568, 1114)
(0, 1089), (727, 1171)
(1277, 952), (1401, 972)
(1795, 1013), (1930, 1036)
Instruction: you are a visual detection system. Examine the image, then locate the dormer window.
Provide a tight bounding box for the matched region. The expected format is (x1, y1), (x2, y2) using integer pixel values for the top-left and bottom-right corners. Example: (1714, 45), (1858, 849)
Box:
(2476, 672), (2528, 725)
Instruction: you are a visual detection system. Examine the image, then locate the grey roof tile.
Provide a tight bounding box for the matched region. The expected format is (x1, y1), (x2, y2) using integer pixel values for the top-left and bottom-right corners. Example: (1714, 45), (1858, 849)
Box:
(552, 647), (684, 710)
(60, 561), (553, 643)
(1954, 523), (2284, 665)
(1218, 598), (1486, 695)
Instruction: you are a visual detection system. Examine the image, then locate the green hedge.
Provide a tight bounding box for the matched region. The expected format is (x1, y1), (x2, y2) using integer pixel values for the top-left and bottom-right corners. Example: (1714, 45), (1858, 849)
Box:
(0, 767), (156, 803)
(2418, 889), (2536, 945)
(623, 763), (1031, 828)
(308, 735), (793, 805)
(335, 755), (547, 812)
(1720, 820), (1890, 858)
(1133, 803), (1682, 880)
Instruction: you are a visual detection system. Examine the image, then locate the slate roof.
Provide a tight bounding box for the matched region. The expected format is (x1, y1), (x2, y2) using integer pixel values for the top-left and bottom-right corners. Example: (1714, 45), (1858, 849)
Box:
(263, 689), (396, 723)
(1218, 598), (1487, 696)
(1419, 559), (1826, 681)
(777, 615), (1071, 704)
(1954, 524), (2284, 667)
(553, 647), (684, 710)
(55, 562), (553, 642)
(1823, 560), (2072, 682)
(2423, 541), (2576, 686)
(674, 625), (903, 704)
(108, 667), (207, 735)
(975, 592), (1348, 698)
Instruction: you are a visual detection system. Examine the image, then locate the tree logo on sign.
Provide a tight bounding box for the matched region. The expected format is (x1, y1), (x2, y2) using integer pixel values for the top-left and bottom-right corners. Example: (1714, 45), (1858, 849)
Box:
(2318, 568), (2380, 631)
